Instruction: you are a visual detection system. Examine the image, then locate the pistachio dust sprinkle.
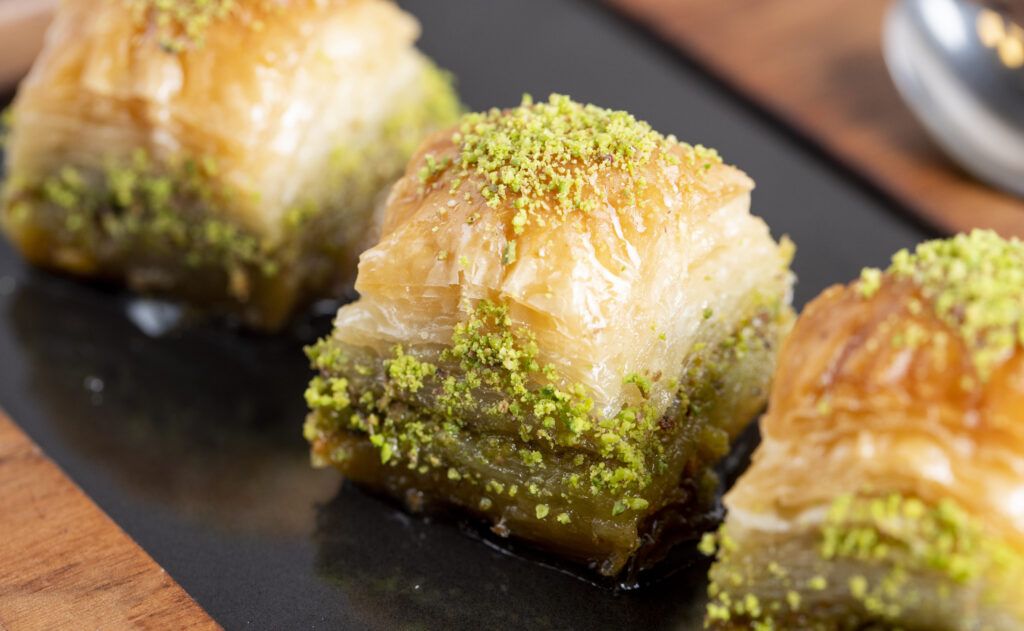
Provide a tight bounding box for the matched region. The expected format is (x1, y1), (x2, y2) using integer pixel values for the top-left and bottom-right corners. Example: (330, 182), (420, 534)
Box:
(419, 94), (722, 234)
(123, 0), (260, 51)
(703, 492), (1021, 627)
(859, 230), (1024, 379)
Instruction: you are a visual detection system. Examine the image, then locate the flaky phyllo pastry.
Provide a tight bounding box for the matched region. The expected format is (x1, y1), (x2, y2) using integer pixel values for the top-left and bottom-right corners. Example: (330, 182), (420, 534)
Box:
(303, 94), (795, 576)
(0, 0), (460, 330)
(704, 230), (1024, 629)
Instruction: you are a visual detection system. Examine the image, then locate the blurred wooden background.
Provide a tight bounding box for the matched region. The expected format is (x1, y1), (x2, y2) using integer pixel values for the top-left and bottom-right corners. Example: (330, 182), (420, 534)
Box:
(605, 0), (1024, 238)
(3, 0), (1024, 237)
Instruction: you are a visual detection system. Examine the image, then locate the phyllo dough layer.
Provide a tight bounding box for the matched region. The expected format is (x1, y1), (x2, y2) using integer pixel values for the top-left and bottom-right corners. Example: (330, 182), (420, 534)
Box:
(304, 95), (795, 576)
(1, 0), (460, 330)
(704, 230), (1024, 629)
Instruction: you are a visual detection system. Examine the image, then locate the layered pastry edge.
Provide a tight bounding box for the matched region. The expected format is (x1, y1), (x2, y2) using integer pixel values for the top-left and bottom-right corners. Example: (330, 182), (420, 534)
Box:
(703, 230), (1024, 630)
(304, 94), (796, 576)
(0, 0), (461, 329)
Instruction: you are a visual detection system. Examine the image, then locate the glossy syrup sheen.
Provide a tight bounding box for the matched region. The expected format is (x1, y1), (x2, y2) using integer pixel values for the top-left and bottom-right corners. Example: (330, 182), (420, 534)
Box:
(0, 0), (929, 628)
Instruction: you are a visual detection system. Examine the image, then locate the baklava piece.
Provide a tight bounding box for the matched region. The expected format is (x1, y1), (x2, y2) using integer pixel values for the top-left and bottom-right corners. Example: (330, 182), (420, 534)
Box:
(704, 230), (1024, 629)
(304, 95), (795, 576)
(1, 0), (459, 330)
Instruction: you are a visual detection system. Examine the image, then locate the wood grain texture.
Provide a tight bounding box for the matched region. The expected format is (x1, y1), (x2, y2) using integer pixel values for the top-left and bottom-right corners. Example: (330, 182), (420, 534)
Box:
(0, 411), (220, 630)
(603, 0), (1024, 237)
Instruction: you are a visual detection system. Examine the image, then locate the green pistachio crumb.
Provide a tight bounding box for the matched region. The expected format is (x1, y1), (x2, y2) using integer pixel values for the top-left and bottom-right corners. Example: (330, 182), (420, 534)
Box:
(849, 575), (869, 600)
(785, 590), (801, 611)
(429, 94), (720, 232)
(304, 376), (350, 412)
(385, 346), (437, 393)
(744, 594), (761, 617)
(706, 602), (731, 622)
(122, 0), (284, 52)
(379, 442), (394, 464)
(629, 497), (649, 511)
(304, 296), (788, 519)
(884, 230), (1024, 380)
(858, 267), (882, 298)
(698, 532), (717, 556)
(502, 240), (517, 265)
(519, 449), (543, 468)
(623, 372), (652, 397)
(819, 492), (1018, 586)
(535, 504), (550, 519)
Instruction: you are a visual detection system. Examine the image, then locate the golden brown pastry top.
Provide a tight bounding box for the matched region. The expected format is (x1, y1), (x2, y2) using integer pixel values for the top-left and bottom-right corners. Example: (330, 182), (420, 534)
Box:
(357, 94), (758, 310)
(373, 94), (751, 250)
(30, 0), (414, 141)
(339, 95), (791, 416)
(729, 230), (1024, 552)
(12, 0), (426, 234)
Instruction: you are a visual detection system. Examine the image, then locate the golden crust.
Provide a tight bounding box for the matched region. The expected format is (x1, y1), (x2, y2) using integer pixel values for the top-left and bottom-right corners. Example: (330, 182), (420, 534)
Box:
(11, 0), (423, 233)
(358, 133), (756, 321)
(378, 129), (755, 238)
(727, 275), (1024, 553)
(3, 0), (460, 328)
(340, 121), (786, 413)
(309, 96), (795, 575)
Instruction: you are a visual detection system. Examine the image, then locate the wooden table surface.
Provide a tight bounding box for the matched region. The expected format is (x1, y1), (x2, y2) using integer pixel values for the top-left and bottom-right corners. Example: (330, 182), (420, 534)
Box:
(604, 0), (1024, 238)
(0, 411), (220, 630)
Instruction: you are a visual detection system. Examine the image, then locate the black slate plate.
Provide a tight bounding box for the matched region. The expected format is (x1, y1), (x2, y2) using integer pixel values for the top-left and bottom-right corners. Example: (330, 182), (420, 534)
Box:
(0, 0), (933, 629)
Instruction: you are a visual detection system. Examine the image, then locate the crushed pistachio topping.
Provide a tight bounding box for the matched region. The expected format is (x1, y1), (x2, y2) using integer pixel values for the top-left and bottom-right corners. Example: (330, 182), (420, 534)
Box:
(698, 532), (717, 556)
(420, 94), (721, 233)
(859, 230), (1024, 379)
(623, 372), (652, 397)
(819, 492), (1019, 585)
(120, 0), (283, 52)
(501, 240), (517, 266)
(704, 491), (1022, 628)
(1, 62), (458, 319)
(123, 0), (236, 51)
(12, 149), (282, 287)
(857, 267), (882, 298)
(385, 346), (437, 393)
(305, 295), (788, 533)
(304, 376), (350, 412)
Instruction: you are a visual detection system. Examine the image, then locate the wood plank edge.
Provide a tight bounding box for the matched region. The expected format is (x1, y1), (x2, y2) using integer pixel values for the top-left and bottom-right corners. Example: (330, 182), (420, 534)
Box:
(0, 408), (222, 630)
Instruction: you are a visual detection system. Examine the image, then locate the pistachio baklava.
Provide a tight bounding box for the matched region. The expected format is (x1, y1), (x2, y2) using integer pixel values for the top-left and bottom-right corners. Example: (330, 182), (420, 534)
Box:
(704, 230), (1024, 629)
(304, 94), (795, 576)
(1, 0), (459, 330)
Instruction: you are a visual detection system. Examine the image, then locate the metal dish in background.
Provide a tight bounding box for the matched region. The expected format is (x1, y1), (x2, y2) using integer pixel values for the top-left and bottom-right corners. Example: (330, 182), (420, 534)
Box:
(884, 0), (1024, 198)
